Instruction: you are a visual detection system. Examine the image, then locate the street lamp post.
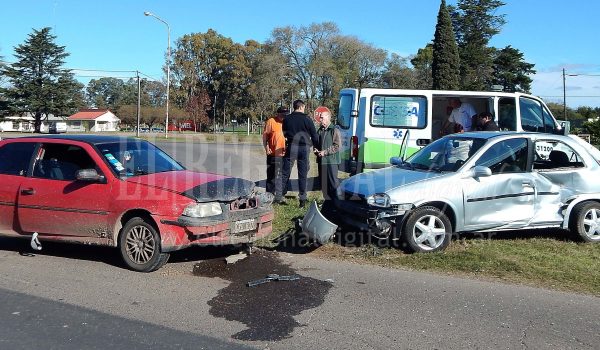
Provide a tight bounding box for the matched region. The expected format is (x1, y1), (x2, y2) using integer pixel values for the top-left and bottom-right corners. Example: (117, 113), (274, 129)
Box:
(144, 11), (170, 139)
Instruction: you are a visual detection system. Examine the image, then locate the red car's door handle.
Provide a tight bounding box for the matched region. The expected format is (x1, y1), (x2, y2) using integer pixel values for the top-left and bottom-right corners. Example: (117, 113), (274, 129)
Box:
(21, 188), (35, 195)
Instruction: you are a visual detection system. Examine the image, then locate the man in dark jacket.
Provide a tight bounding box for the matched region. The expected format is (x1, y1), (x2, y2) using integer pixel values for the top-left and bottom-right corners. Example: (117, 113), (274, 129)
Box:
(315, 108), (341, 201)
(280, 99), (318, 207)
(475, 111), (500, 131)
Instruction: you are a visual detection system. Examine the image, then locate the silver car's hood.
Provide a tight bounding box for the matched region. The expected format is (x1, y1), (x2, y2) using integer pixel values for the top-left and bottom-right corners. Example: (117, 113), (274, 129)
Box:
(340, 166), (447, 197)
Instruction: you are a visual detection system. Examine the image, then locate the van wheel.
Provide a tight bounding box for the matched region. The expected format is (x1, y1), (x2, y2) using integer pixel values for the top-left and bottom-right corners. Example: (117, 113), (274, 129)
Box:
(401, 206), (452, 253)
(119, 217), (169, 272)
(569, 202), (600, 242)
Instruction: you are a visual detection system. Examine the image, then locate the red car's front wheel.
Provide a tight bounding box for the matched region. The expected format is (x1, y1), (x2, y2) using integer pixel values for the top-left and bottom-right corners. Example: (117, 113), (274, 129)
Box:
(119, 217), (169, 272)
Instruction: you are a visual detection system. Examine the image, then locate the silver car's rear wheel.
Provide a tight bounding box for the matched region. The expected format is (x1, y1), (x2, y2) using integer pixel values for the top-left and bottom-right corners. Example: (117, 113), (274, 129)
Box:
(401, 206), (452, 252)
(119, 217), (169, 272)
(570, 202), (600, 243)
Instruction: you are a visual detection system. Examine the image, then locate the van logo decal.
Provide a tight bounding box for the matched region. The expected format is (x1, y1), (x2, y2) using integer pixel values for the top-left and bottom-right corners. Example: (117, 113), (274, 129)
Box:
(393, 129), (403, 139)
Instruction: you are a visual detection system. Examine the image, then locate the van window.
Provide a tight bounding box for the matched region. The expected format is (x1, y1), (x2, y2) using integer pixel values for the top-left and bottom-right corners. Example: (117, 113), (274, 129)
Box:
(542, 107), (558, 134)
(520, 97), (551, 132)
(337, 94), (353, 129)
(498, 97), (517, 131)
(370, 95), (427, 128)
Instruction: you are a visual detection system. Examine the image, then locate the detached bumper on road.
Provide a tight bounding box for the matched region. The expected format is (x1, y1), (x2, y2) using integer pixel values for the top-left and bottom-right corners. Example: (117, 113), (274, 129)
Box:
(157, 207), (274, 252)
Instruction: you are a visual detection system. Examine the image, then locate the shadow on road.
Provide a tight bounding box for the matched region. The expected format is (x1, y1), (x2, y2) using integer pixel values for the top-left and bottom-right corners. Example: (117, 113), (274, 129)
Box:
(0, 236), (256, 270)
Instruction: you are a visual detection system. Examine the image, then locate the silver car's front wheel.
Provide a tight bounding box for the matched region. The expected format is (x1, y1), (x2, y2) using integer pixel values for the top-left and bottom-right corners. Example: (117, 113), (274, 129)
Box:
(119, 217), (170, 272)
(570, 202), (600, 243)
(401, 206), (452, 253)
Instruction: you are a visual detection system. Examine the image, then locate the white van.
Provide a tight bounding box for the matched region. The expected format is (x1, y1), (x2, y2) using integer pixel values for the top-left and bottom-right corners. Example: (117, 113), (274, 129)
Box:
(336, 88), (564, 173)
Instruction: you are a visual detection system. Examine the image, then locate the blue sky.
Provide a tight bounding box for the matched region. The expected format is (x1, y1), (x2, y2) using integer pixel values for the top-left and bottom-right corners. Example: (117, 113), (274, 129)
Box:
(1, 0), (599, 107)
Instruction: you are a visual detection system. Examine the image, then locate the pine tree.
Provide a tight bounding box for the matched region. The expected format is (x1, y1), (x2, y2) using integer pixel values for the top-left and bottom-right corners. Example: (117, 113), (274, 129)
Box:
(1, 27), (83, 132)
(491, 46), (535, 93)
(451, 0), (506, 91)
(432, 0), (461, 90)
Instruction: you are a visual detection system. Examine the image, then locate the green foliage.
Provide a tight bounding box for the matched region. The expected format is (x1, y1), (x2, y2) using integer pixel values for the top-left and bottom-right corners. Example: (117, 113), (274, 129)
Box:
(382, 53), (417, 89)
(451, 0), (506, 91)
(1, 27), (84, 131)
(410, 44), (434, 89)
(171, 29), (255, 126)
(491, 46), (535, 93)
(583, 118), (600, 145)
(184, 89), (211, 131)
(432, 0), (460, 90)
(86, 77), (129, 110)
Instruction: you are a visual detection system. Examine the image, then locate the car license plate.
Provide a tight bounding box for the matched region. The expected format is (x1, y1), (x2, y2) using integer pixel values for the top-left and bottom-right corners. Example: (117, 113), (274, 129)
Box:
(231, 219), (256, 234)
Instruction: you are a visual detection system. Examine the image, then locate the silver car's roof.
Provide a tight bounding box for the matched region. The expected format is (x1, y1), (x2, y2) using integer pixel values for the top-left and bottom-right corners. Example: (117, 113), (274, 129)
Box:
(452, 131), (575, 143)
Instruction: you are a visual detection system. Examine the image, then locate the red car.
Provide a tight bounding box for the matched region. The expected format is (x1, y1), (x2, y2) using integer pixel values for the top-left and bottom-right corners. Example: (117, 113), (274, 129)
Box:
(0, 135), (274, 272)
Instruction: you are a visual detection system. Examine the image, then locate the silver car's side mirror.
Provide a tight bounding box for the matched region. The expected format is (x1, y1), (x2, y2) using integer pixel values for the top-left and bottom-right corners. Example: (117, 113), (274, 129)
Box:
(390, 157), (403, 166)
(469, 166), (492, 178)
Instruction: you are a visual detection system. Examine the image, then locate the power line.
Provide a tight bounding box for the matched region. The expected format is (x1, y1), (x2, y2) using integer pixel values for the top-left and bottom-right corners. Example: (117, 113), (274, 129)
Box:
(138, 71), (161, 82)
(0, 59), (160, 81)
(70, 68), (137, 73)
(566, 73), (600, 77)
(74, 74), (136, 79)
(540, 95), (600, 98)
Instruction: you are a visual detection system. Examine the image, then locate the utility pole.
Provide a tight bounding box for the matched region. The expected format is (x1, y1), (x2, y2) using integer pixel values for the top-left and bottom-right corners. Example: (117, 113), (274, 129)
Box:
(213, 94), (217, 134)
(136, 70), (141, 138)
(563, 68), (567, 121)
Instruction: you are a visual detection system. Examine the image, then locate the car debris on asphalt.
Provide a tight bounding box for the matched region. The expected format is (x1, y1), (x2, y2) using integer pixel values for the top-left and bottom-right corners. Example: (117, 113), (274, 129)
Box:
(224, 252), (248, 264)
(247, 274), (301, 287)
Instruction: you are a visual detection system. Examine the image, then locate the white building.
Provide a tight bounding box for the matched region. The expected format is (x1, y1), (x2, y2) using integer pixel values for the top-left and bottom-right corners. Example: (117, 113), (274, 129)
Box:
(0, 115), (35, 132)
(0, 113), (67, 133)
(67, 109), (120, 132)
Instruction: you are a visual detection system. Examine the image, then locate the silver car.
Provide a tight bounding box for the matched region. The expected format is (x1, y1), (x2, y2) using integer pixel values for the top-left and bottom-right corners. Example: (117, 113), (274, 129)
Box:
(330, 132), (600, 252)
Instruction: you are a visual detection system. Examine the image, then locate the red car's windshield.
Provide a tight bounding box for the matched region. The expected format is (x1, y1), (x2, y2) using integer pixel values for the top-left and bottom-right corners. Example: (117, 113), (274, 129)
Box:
(97, 140), (184, 177)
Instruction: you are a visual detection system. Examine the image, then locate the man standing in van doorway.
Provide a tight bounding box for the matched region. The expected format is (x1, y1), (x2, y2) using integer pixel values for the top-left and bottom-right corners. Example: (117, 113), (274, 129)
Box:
(315, 108), (341, 201)
(445, 97), (476, 132)
(280, 100), (319, 208)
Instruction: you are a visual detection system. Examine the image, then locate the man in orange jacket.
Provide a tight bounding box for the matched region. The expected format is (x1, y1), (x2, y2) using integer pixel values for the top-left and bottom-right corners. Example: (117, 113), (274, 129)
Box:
(262, 106), (288, 202)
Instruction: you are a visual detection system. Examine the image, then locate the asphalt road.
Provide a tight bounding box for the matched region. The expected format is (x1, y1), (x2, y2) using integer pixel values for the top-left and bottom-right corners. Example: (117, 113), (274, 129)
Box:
(155, 141), (268, 183)
(0, 139), (599, 349)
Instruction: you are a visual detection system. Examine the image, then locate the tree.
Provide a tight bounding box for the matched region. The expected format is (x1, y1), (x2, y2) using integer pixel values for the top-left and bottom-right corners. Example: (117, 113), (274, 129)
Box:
(248, 43), (293, 124)
(269, 22), (340, 110)
(1, 27), (83, 132)
(411, 44), (434, 89)
(0, 51), (8, 116)
(171, 29), (254, 126)
(333, 35), (387, 91)
(184, 89), (211, 131)
(491, 46), (535, 93)
(583, 118), (600, 145)
(451, 0), (506, 91)
(432, 0), (460, 90)
(382, 53), (418, 89)
(86, 77), (129, 110)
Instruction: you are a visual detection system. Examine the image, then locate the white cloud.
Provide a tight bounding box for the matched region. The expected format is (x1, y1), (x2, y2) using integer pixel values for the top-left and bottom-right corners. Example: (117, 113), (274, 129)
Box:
(531, 70), (600, 108)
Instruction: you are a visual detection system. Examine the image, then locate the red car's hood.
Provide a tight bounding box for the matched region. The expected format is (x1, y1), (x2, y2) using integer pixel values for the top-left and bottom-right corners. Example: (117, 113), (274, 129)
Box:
(126, 171), (256, 202)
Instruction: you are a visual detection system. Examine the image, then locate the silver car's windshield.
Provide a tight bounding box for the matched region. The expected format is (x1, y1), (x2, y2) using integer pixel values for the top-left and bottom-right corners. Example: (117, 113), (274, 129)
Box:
(404, 136), (487, 172)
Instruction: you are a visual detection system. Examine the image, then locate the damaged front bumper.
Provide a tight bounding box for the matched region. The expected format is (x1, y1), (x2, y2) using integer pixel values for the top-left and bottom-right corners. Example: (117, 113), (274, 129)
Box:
(158, 199), (274, 252)
(324, 197), (406, 239)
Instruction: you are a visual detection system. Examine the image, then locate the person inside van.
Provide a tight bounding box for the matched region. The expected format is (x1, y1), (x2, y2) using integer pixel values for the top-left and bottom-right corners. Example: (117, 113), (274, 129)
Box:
(442, 97), (476, 133)
(474, 111), (500, 131)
